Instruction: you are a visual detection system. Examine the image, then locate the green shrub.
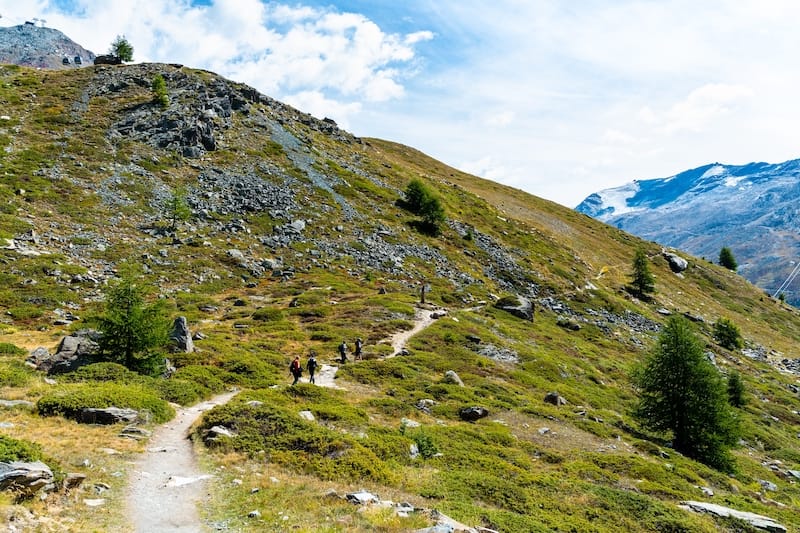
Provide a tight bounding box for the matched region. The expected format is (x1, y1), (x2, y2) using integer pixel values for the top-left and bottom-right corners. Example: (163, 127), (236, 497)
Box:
(173, 365), (225, 393)
(65, 362), (145, 384)
(37, 382), (174, 423)
(154, 378), (206, 405)
(0, 342), (25, 356)
(0, 435), (44, 462)
(252, 307), (285, 322)
(713, 318), (743, 350)
(0, 360), (36, 387)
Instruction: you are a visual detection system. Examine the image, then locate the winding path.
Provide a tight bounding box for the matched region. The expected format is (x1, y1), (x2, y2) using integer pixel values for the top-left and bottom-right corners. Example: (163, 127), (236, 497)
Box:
(124, 307), (443, 530)
(126, 390), (238, 532)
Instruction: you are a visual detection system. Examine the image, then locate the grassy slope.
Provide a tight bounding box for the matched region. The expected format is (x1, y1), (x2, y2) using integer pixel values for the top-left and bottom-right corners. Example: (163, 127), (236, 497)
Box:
(0, 65), (798, 531)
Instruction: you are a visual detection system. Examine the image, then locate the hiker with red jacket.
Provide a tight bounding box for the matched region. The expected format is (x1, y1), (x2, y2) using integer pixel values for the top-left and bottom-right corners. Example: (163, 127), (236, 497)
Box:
(289, 355), (302, 385)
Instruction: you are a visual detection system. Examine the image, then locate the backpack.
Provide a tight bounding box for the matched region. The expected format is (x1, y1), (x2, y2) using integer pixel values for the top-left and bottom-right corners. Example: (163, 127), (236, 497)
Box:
(308, 357), (317, 372)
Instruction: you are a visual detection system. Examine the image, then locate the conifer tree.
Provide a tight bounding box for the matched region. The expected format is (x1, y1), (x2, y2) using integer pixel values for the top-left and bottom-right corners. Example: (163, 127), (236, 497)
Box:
(110, 35), (134, 63)
(719, 246), (737, 271)
(634, 316), (739, 471)
(713, 317), (743, 350)
(727, 371), (746, 408)
(630, 247), (655, 298)
(92, 277), (170, 375)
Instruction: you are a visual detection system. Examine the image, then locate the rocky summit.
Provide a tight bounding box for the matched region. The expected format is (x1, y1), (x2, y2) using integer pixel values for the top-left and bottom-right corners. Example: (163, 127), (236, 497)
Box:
(576, 160), (800, 305)
(0, 23), (96, 69)
(0, 56), (799, 533)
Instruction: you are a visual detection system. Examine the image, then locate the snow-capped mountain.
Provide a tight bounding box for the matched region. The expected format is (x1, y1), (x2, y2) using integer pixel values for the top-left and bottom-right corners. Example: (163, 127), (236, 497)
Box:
(576, 160), (800, 304)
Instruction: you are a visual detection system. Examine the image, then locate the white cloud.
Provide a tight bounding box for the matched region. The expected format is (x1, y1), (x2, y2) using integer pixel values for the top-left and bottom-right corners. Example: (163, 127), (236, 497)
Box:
(642, 84), (755, 134)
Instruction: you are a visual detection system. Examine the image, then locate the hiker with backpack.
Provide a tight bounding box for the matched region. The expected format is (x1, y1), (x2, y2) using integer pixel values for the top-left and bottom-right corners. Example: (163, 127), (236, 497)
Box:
(306, 351), (318, 384)
(289, 355), (303, 385)
(338, 340), (348, 363)
(354, 337), (363, 361)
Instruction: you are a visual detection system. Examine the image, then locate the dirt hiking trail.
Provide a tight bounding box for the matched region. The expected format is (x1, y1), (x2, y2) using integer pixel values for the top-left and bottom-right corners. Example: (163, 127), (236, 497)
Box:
(126, 389), (238, 532)
(124, 307), (441, 530)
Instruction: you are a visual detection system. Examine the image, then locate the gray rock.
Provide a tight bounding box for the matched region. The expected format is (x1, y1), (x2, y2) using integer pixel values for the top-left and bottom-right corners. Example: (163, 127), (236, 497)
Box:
(247, 510), (261, 518)
(27, 330), (100, 374)
(459, 406), (489, 422)
(63, 473), (87, 491)
(401, 418), (421, 429)
(346, 490), (380, 505)
(0, 400), (34, 409)
(544, 391), (567, 406)
(759, 479), (778, 492)
(78, 407), (139, 425)
(443, 370), (464, 387)
(119, 426), (152, 440)
(663, 251), (689, 273)
(298, 410), (315, 421)
(416, 399), (436, 413)
(0, 461), (55, 496)
(680, 501), (786, 533)
(169, 316), (195, 353)
(203, 425), (237, 445)
(493, 294), (534, 321)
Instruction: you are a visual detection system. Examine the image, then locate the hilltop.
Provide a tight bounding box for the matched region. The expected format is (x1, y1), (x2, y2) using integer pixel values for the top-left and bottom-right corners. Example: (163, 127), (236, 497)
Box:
(0, 63), (799, 532)
(0, 24), (95, 69)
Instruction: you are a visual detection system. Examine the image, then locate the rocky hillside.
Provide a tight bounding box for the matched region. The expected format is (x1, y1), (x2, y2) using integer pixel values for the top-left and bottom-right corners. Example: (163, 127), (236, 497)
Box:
(0, 24), (95, 69)
(576, 160), (800, 305)
(1, 63), (800, 532)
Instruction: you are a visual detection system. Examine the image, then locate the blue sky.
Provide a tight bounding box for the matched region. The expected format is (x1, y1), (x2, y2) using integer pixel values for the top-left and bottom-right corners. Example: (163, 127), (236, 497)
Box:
(5, 1), (800, 207)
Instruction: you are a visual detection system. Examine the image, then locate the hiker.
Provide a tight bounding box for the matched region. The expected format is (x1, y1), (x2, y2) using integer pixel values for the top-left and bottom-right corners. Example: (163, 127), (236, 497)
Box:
(307, 351), (318, 384)
(289, 355), (302, 385)
(338, 340), (348, 363)
(354, 337), (363, 361)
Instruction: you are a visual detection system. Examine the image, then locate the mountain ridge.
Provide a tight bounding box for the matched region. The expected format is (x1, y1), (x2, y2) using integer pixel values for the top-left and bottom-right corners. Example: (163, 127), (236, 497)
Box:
(576, 159), (800, 304)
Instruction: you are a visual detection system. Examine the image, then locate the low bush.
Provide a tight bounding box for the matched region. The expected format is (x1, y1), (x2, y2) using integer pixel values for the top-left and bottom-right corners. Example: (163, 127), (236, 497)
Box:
(0, 342), (25, 356)
(252, 307), (285, 322)
(173, 365), (225, 393)
(65, 362), (144, 384)
(0, 434), (44, 462)
(154, 378), (206, 405)
(37, 382), (174, 423)
(0, 360), (35, 387)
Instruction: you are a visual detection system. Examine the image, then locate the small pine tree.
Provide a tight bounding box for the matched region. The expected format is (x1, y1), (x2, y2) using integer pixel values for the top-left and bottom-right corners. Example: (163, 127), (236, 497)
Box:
(152, 73), (169, 108)
(727, 371), (746, 408)
(719, 247), (737, 271)
(166, 188), (191, 233)
(713, 317), (743, 350)
(404, 179), (427, 213)
(634, 316), (739, 471)
(110, 35), (134, 62)
(630, 247), (655, 298)
(419, 194), (445, 235)
(92, 277), (170, 375)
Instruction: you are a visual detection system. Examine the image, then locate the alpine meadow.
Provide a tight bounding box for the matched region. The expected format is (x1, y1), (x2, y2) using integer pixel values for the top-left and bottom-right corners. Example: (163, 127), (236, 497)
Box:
(0, 60), (800, 532)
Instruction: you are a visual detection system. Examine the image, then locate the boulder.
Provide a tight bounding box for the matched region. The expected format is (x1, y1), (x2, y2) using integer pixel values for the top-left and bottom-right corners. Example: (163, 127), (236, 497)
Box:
(459, 406), (489, 422)
(346, 490), (380, 505)
(0, 399), (34, 409)
(169, 316), (195, 353)
(680, 501), (786, 533)
(0, 461), (55, 496)
(203, 425), (237, 445)
(27, 330), (100, 374)
(415, 399), (436, 413)
(443, 370), (464, 387)
(544, 392), (567, 406)
(93, 54), (121, 65)
(78, 407), (139, 425)
(663, 251), (689, 273)
(493, 295), (534, 322)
